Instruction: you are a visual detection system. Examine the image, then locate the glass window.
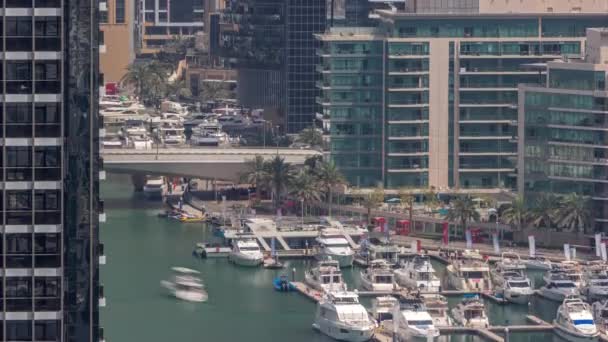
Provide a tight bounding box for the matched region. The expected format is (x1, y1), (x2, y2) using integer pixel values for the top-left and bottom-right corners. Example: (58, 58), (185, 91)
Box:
(6, 17), (32, 36)
(6, 320), (32, 341)
(7, 191), (32, 210)
(7, 147), (32, 167)
(35, 190), (60, 210)
(7, 62), (32, 80)
(6, 234), (32, 254)
(115, 0), (125, 23)
(35, 234), (59, 254)
(35, 320), (59, 341)
(35, 17), (59, 36)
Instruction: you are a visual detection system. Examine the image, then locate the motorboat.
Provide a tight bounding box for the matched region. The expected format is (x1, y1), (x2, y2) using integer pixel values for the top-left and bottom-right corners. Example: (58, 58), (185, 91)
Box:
(371, 296), (398, 323)
(160, 267), (208, 302)
(393, 295), (440, 341)
(491, 268), (525, 288)
(539, 274), (580, 302)
(394, 255), (441, 292)
(158, 121), (186, 145)
(450, 294), (489, 328)
(313, 228), (355, 267)
(312, 291), (376, 342)
(355, 237), (400, 267)
(122, 119), (148, 137)
(592, 300), (608, 334)
(501, 276), (534, 305)
(494, 252), (526, 273)
(419, 294), (452, 327)
(305, 259), (347, 293)
(360, 259), (399, 292)
(446, 250), (492, 292)
(143, 176), (166, 199)
(229, 238), (263, 267)
(554, 296), (599, 342)
(561, 261), (584, 289)
(525, 255), (553, 271)
(582, 265), (608, 302)
(273, 275), (296, 292)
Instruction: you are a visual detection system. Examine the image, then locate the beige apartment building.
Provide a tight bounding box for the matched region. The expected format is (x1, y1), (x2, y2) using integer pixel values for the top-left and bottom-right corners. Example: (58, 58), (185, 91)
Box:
(100, 0), (140, 84)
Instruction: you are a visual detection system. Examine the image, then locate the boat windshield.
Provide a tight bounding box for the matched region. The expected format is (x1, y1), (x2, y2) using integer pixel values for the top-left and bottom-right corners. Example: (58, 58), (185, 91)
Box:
(463, 271), (484, 279)
(334, 297), (359, 304)
(419, 272), (433, 280)
(601, 311), (608, 318)
(567, 275), (582, 281)
(321, 275), (342, 284)
(508, 281), (530, 288)
(374, 275), (393, 284)
(409, 320), (433, 326)
(554, 282), (576, 288)
(239, 246), (260, 251)
(327, 243), (350, 248)
(465, 310), (484, 319)
(427, 309), (444, 317)
(593, 281), (608, 287)
(573, 319), (595, 325)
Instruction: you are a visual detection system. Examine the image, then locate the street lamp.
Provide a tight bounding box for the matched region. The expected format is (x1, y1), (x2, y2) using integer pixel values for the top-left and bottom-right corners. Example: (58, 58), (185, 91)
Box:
(301, 198), (304, 226)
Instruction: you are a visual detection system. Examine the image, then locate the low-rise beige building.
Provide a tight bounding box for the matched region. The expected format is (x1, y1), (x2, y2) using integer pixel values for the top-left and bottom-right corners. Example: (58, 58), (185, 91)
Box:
(100, 0), (140, 84)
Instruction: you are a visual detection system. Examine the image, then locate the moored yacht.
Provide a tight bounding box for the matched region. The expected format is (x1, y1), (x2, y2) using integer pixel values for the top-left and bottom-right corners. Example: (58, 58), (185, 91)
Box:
(143, 176), (166, 199)
(554, 296), (599, 342)
(592, 300), (608, 334)
(493, 252), (526, 275)
(451, 295), (489, 328)
(229, 238), (263, 267)
(360, 259), (398, 292)
(501, 276), (534, 305)
(393, 295), (440, 341)
(582, 265), (608, 302)
(356, 237), (400, 267)
(420, 294), (452, 327)
(160, 267), (208, 302)
(305, 259), (347, 293)
(525, 255), (553, 271)
(314, 228), (355, 267)
(446, 250), (492, 292)
(540, 273), (580, 302)
(371, 296), (398, 323)
(394, 255), (441, 292)
(312, 291), (376, 342)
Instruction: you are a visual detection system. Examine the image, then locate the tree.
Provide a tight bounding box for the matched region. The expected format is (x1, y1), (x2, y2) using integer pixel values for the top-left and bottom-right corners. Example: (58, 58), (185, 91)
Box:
(423, 187), (441, 216)
(316, 161), (347, 217)
(265, 156), (294, 209)
(239, 155), (268, 198)
(398, 188), (415, 223)
(289, 169), (322, 217)
(165, 79), (192, 100)
(446, 196), (480, 234)
(529, 193), (559, 229)
(297, 127), (324, 149)
(120, 62), (149, 100)
(121, 60), (171, 107)
(200, 82), (230, 103)
(556, 193), (591, 233)
(361, 186), (385, 225)
(500, 195), (527, 231)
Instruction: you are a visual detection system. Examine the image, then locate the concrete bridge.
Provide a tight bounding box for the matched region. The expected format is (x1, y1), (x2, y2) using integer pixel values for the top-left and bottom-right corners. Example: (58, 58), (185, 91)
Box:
(101, 147), (322, 181)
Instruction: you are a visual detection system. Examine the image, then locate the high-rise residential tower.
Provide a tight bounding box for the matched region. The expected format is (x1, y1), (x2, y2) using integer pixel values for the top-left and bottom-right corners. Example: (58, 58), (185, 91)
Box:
(1, 0), (102, 340)
(317, 0), (608, 189)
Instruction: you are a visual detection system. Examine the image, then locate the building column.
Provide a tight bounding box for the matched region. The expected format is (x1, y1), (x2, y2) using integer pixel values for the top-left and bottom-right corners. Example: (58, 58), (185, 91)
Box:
(428, 39), (450, 189)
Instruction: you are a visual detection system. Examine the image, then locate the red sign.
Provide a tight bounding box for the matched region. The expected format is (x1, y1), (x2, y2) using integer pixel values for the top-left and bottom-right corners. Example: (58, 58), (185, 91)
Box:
(442, 222), (449, 245)
(416, 240), (422, 253)
(105, 82), (117, 95)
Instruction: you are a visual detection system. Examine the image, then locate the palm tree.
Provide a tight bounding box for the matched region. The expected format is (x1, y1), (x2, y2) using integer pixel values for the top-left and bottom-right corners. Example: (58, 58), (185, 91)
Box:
(239, 155), (268, 200)
(265, 155), (294, 209)
(289, 169), (322, 218)
(446, 196), (480, 235)
(121, 61), (171, 106)
(529, 193), (559, 229)
(200, 82), (230, 103)
(361, 186), (385, 225)
(556, 193), (591, 233)
(423, 187), (441, 216)
(120, 62), (149, 99)
(297, 127), (324, 149)
(500, 195), (527, 231)
(398, 187), (415, 223)
(316, 161), (347, 217)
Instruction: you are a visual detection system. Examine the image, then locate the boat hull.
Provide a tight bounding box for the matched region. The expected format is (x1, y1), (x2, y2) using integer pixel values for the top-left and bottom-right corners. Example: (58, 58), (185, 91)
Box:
(525, 261), (552, 271)
(313, 319), (374, 342)
(160, 280), (208, 302)
(229, 253), (263, 267)
(504, 290), (532, 305)
(315, 253), (354, 268)
(554, 324), (599, 342)
(539, 288), (577, 302)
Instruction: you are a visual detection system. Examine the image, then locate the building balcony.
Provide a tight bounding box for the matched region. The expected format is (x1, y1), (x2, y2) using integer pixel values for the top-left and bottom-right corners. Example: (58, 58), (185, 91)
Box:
(459, 168), (516, 172)
(99, 243), (106, 265)
(460, 87), (518, 92)
(387, 168), (429, 173)
(387, 120), (429, 125)
(548, 175), (608, 184)
(460, 151), (517, 156)
(548, 158), (608, 166)
(388, 54), (429, 59)
(388, 87), (429, 92)
(99, 285), (106, 307)
(315, 81), (378, 90)
(388, 103), (429, 108)
(459, 53), (563, 59)
(316, 97), (381, 106)
(99, 170), (106, 181)
(458, 103), (515, 108)
(459, 120), (513, 124)
(99, 2), (107, 11)
(387, 136), (429, 141)
(459, 135), (513, 140)
(316, 49), (381, 58)
(547, 124), (608, 132)
(459, 70), (545, 75)
(387, 152), (428, 157)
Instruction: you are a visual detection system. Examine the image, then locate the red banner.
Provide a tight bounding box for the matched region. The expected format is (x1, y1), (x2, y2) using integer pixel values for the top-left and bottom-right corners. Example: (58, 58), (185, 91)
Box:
(416, 240), (422, 253)
(442, 222), (449, 245)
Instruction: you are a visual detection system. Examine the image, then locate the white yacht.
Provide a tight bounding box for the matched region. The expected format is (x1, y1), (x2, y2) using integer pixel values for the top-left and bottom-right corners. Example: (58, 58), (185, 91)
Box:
(394, 255), (441, 292)
(160, 267), (208, 302)
(312, 291), (376, 342)
(491, 268), (524, 288)
(592, 300), (608, 334)
(123, 119), (148, 137)
(554, 296), (599, 342)
(371, 296), (398, 323)
(525, 255), (553, 271)
(494, 252), (526, 273)
(158, 121), (186, 145)
(501, 276), (534, 305)
(143, 176), (166, 199)
(561, 261), (585, 289)
(305, 259), (347, 293)
(356, 237), (400, 266)
(393, 296), (440, 341)
(446, 250), (492, 292)
(540, 273), (580, 302)
(451, 295), (489, 328)
(229, 238), (263, 267)
(360, 259), (398, 292)
(314, 228), (355, 267)
(420, 294), (452, 327)
(582, 265), (608, 302)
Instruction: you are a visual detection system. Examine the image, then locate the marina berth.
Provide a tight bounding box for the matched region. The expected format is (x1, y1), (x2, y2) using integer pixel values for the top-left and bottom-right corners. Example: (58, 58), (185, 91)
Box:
(360, 259), (399, 292)
(229, 238), (264, 267)
(451, 294), (489, 329)
(446, 250), (492, 292)
(554, 296), (599, 342)
(305, 259), (347, 293)
(392, 295), (440, 341)
(312, 291), (376, 342)
(394, 255), (441, 292)
(314, 228), (356, 267)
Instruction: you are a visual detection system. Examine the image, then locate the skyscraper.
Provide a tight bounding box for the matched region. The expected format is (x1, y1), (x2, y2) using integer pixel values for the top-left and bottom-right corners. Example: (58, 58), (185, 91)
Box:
(1, 0), (102, 340)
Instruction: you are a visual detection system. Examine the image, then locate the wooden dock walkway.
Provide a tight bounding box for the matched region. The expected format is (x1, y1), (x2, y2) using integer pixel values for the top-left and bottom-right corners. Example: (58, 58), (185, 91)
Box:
(291, 282), (324, 302)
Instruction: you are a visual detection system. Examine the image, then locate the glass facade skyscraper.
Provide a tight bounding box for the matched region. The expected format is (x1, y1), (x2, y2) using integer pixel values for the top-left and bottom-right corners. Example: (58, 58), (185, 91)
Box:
(317, 11), (608, 189)
(1, 0), (102, 340)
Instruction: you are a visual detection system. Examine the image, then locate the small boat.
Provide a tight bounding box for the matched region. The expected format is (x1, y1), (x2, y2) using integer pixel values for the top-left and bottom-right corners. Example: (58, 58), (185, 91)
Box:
(192, 243), (231, 258)
(229, 238), (264, 267)
(393, 295), (440, 341)
(313, 228), (355, 268)
(371, 296), (398, 323)
(273, 275), (296, 292)
(491, 252), (526, 285)
(394, 254), (441, 292)
(525, 255), (553, 270)
(143, 176), (167, 199)
(554, 296), (599, 342)
(561, 261), (585, 289)
(501, 275), (534, 305)
(360, 259), (399, 292)
(582, 265), (608, 302)
(446, 250), (492, 292)
(592, 300), (608, 334)
(305, 259), (347, 293)
(540, 274), (580, 302)
(451, 294), (489, 328)
(419, 294), (452, 327)
(312, 290), (376, 342)
(160, 267), (208, 302)
(264, 237), (285, 269)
